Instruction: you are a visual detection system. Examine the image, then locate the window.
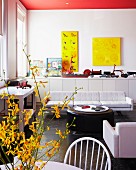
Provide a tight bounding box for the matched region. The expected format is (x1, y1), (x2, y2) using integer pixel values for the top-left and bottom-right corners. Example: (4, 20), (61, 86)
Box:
(0, 0), (2, 35)
(17, 4), (27, 77)
(0, 36), (2, 77)
(0, 0), (3, 77)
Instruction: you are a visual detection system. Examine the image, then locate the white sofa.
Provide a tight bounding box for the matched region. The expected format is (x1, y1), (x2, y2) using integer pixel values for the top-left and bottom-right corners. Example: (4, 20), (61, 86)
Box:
(99, 91), (133, 111)
(46, 91), (133, 111)
(103, 120), (136, 158)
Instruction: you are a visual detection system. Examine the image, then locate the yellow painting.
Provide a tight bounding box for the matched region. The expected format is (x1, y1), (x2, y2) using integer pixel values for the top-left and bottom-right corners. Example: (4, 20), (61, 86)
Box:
(62, 31), (78, 73)
(92, 37), (121, 66)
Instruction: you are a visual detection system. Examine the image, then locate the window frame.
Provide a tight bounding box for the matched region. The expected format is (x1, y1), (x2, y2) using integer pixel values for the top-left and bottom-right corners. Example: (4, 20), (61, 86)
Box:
(0, 0), (4, 78)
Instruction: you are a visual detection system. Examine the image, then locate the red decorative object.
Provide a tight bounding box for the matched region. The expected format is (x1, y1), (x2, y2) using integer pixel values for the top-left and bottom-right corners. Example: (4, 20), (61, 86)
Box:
(82, 105), (90, 109)
(91, 69), (102, 75)
(17, 81), (32, 89)
(83, 69), (91, 76)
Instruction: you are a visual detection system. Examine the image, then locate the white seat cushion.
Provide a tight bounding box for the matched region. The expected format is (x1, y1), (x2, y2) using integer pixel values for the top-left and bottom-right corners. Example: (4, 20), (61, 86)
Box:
(101, 101), (131, 108)
(100, 91), (126, 101)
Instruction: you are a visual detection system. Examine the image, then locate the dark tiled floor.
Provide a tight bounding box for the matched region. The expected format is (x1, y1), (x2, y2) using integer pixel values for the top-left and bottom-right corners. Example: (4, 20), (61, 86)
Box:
(39, 109), (136, 170)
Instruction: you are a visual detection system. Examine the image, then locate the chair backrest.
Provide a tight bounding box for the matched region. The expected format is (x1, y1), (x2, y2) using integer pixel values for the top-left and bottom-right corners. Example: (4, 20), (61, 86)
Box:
(99, 91), (126, 101)
(74, 91), (100, 101)
(49, 91), (74, 101)
(64, 137), (111, 170)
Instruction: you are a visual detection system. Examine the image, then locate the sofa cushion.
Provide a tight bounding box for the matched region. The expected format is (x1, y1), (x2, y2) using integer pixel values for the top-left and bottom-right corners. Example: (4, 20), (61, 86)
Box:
(74, 91), (100, 101)
(101, 101), (131, 108)
(50, 91), (73, 101)
(100, 91), (126, 101)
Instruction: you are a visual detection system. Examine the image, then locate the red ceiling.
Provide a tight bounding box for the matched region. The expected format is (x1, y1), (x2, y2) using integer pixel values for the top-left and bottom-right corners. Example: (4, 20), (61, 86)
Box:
(19, 0), (136, 10)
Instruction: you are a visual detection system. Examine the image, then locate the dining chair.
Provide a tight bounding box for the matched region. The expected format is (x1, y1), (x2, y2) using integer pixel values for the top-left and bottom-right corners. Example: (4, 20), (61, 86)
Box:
(64, 137), (111, 170)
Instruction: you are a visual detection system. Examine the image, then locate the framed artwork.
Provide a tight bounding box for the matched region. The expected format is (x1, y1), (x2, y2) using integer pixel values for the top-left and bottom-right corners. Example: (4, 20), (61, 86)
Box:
(47, 58), (62, 77)
(61, 31), (78, 73)
(92, 37), (121, 66)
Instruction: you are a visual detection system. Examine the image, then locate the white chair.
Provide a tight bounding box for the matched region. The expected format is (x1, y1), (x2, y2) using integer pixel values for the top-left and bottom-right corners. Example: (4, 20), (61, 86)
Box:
(103, 120), (136, 158)
(64, 137), (111, 170)
(0, 156), (21, 170)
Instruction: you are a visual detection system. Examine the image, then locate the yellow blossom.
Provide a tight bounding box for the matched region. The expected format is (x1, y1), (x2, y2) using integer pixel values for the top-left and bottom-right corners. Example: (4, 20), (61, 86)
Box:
(41, 92), (51, 105)
(51, 105), (61, 118)
(56, 129), (65, 139)
(46, 126), (50, 131)
(29, 123), (37, 133)
(0, 91), (9, 98)
(38, 108), (43, 116)
(34, 86), (39, 96)
(61, 100), (70, 110)
(23, 109), (33, 125)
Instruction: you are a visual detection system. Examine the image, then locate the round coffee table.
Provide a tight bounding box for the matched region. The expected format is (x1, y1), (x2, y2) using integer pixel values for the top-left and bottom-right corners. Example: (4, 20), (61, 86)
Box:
(67, 105), (114, 133)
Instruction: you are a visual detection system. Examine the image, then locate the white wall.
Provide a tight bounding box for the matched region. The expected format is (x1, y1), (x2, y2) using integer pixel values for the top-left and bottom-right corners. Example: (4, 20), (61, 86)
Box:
(28, 9), (136, 74)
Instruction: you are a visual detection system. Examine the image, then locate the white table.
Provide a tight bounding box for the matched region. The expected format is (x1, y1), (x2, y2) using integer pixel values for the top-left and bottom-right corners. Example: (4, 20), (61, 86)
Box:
(74, 105), (109, 112)
(35, 161), (83, 170)
(0, 161), (83, 170)
(0, 86), (36, 132)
